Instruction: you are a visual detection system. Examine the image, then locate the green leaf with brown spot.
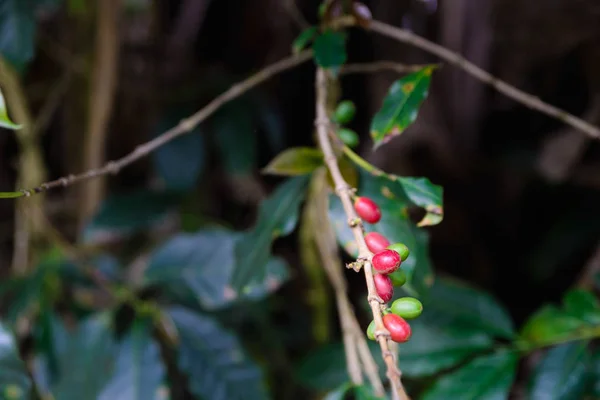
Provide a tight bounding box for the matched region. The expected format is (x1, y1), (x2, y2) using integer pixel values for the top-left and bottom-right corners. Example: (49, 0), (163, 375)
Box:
(0, 322), (31, 399)
(370, 65), (437, 148)
(262, 147), (323, 176)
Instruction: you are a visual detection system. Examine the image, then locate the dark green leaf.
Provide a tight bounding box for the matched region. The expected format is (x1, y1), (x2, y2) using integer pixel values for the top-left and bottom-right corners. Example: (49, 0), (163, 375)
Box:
(342, 147), (444, 227)
(421, 349), (519, 400)
(528, 341), (591, 400)
(520, 305), (586, 346)
(329, 169), (434, 294)
(354, 385), (386, 400)
(370, 65), (436, 148)
(324, 382), (353, 400)
(231, 176), (309, 290)
(152, 105), (206, 191)
(292, 26), (318, 53)
(588, 349), (600, 397)
(397, 314), (494, 378)
(168, 306), (268, 400)
(0, 322), (31, 400)
(420, 276), (516, 339)
(262, 147), (323, 176)
(0, 0), (36, 71)
(0, 88), (20, 130)
(50, 313), (116, 400)
(32, 310), (69, 394)
(144, 228), (289, 310)
(562, 289), (600, 325)
(295, 341), (385, 391)
(313, 29), (346, 69)
(211, 101), (257, 175)
(83, 189), (182, 242)
(98, 319), (166, 400)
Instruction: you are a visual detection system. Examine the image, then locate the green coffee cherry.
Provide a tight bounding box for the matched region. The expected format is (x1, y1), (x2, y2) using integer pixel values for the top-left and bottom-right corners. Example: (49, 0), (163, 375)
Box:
(388, 269), (407, 287)
(391, 297), (423, 320)
(338, 128), (359, 148)
(387, 243), (410, 262)
(367, 320), (376, 340)
(334, 100), (356, 124)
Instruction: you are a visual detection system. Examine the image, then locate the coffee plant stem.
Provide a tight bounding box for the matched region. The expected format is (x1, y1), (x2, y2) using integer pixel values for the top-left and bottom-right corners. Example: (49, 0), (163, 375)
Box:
(315, 68), (409, 400)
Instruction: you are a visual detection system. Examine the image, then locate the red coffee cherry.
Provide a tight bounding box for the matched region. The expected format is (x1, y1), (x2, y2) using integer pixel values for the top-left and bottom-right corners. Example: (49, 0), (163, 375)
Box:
(372, 249), (401, 274)
(354, 197), (382, 224)
(374, 274), (394, 302)
(382, 314), (411, 343)
(365, 232), (390, 254)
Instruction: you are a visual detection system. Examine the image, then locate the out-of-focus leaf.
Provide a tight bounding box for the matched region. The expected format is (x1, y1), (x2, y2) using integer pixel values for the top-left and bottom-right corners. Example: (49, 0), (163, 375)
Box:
(294, 341), (385, 391)
(32, 310), (69, 395)
(0, 87), (20, 130)
(397, 313), (494, 378)
(0, 322), (31, 400)
(329, 169), (434, 294)
(168, 306), (268, 400)
(520, 305), (586, 346)
(342, 137), (443, 227)
(262, 147), (323, 176)
(324, 382), (353, 400)
(211, 101), (257, 175)
(420, 276), (516, 339)
(313, 29), (346, 69)
(144, 229), (289, 310)
(83, 189), (181, 242)
(292, 26), (318, 53)
(528, 341), (591, 400)
(231, 176), (309, 290)
(588, 350), (600, 397)
(152, 105), (206, 191)
(50, 313), (116, 400)
(98, 319), (166, 400)
(0, 0), (37, 71)
(354, 385), (386, 400)
(370, 65), (436, 148)
(562, 289), (600, 325)
(421, 349), (519, 400)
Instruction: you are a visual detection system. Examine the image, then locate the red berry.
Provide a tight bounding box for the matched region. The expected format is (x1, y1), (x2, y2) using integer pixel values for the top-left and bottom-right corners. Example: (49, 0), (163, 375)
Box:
(365, 232), (390, 254)
(382, 314), (411, 343)
(374, 274), (393, 302)
(372, 249), (401, 274)
(354, 197), (382, 224)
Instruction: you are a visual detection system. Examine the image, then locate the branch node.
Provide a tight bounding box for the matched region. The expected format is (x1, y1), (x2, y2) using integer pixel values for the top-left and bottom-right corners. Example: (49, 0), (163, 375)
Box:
(105, 161), (120, 175)
(375, 330), (391, 340)
(368, 294), (385, 304)
(348, 217), (361, 228)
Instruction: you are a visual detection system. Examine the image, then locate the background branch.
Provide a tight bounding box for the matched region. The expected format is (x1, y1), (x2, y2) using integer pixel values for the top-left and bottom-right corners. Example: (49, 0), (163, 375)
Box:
(79, 0), (121, 231)
(368, 19), (600, 139)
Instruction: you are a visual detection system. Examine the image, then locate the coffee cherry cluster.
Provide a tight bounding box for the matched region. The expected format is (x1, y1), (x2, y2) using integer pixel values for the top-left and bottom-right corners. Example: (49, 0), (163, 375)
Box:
(354, 195), (424, 344)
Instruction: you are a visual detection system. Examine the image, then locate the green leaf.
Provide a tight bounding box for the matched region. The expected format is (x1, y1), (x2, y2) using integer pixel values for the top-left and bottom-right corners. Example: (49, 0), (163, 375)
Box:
(292, 26), (318, 53)
(313, 29), (346, 69)
(324, 382), (353, 400)
(329, 169), (434, 294)
(50, 313), (116, 400)
(168, 306), (268, 400)
(0, 0), (36, 71)
(562, 289), (600, 325)
(528, 341), (591, 400)
(231, 176), (309, 290)
(397, 314), (494, 378)
(144, 228), (289, 310)
(152, 105), (206, 191)
(588, 349), (600, 397)
(0, 87), (20, 130)
(83, 189), (182, 242)
(262, 147), (323, 176)
(342, 147), (443, 227)
(295, 341), (385, 391)
(211, 100), (257, 175)
(98, 319), (166, 400)
(370, 65), (436, 148)
(0, 322), (31, 400)
(520, 305), (586, 346)
(421, 349), (519, 400)
(354, 385), (386, 400)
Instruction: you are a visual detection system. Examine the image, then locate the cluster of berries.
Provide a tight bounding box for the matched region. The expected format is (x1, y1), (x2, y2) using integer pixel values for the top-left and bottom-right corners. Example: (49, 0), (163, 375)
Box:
(353, 196), (424, 343)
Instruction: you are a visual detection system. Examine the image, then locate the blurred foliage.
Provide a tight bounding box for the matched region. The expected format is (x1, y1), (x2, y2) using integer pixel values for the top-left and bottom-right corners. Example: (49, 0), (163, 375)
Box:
(0, 0), (599, 399)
